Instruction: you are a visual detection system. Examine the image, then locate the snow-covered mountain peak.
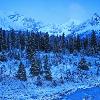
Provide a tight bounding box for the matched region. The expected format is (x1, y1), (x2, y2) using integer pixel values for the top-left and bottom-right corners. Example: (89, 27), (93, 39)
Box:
(69, 13), (100, 35)
(8, 13), (23, 22)
(0, 12), (43, 31)
(89, 13), (100, 26)
(92, 13), (100, 20)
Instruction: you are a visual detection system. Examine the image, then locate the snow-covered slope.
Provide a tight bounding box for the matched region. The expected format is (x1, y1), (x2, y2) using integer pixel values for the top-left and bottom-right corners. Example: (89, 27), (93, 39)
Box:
(39, 21), (79, 35)
(0, 12), (42, 31)
(0, 12), (100, 36)
(70, 13), (100, 35)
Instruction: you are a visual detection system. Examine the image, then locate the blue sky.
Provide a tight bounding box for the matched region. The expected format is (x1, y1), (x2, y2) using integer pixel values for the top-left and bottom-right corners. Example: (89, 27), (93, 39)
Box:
(0, 0), (100, 24)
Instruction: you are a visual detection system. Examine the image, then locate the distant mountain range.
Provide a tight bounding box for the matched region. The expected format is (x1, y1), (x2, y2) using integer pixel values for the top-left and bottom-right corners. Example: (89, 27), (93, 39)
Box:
(0, 12), (42, 31)
(0, 12), (100, 36)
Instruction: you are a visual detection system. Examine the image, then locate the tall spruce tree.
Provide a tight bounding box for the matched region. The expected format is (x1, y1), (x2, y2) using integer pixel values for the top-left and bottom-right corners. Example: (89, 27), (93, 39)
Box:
(0, 28), (4, 52)
(53, 35), (59, 52)
(76, 35), (81, 52)
(16, 62), (27, 81)
(61, 33), (66, 52)
(68, 37), (74, 53)
(19, 32), (26, 51)
(35, 33), (40, 50)
(83, 37), (88, 50)
(43, 55), (52, 81)
(91, 30), (97, 52)
(10, 29), (16, 50)
(44, 32), (49, 52)
(2, 30), (7, 51)
(30, 56), (40, 76)
(26, 33), (35, 60)
(0, 29), (7, 51)
(40, 36), (45, 51)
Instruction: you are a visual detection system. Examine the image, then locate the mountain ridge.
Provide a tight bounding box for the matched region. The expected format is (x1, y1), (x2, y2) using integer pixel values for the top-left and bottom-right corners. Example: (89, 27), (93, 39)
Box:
(0, 12), (100, 36)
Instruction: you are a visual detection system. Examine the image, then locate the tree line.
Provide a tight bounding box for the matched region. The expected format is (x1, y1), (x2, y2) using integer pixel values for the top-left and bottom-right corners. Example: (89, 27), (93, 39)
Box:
(0, 28), (100, 57)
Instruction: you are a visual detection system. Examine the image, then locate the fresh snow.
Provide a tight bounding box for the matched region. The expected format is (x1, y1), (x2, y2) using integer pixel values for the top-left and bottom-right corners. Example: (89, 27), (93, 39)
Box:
(0, 52), (100, 100)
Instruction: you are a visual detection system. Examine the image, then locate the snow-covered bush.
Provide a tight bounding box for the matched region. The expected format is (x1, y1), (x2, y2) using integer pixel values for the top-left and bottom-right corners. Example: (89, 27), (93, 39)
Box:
(59, 76), (64, 84)
(52, 80), (57, 87)
(64, 70), (73, 82)
(73, 50), (78, 56)
(0, 54), (7, 62)
(14, 52), (20, 60)
(78, 58), (89, 70)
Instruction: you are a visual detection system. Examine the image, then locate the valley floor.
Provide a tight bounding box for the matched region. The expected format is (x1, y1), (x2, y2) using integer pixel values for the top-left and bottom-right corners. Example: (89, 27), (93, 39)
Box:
(0, 75), (100, 100)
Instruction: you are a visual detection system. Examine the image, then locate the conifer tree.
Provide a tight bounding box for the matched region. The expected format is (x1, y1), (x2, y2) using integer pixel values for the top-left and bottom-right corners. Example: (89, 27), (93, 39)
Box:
(43, 55), (52, 81)
(76, 35), (81, 52)
(40, 35), (45, 51)
(91, 30), (97, 52)
(61, 33), (66, 52)
(0, 29), (7, 51)
(53, 35), (59, 52)
(16, 62), (27, 81)
(2, 30), (7, 51)
(68, 37), (74, 53)
(26, 33), (35, 60)
(30, 56), (40, 76)
(19, 32), (26, 51)
(0, 28), (3, 52)
(44, 32), (49, 52)
(7, 31), (11, 51)
(34, 33), (40, 50)
(83, 37), (88, 50)
(10, 29), (16, 49)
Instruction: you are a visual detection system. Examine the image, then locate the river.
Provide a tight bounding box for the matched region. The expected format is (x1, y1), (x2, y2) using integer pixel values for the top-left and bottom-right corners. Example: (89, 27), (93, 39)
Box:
(60, 86), (100, 100)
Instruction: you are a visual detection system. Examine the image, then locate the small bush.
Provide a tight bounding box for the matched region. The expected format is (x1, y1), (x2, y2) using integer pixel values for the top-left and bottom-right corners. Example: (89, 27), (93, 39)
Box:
(0, 54), (7, 62)
(78, 58), (89, 70)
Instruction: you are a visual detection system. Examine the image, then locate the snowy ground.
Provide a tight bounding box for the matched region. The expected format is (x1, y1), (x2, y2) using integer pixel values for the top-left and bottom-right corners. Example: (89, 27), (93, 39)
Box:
(0, 52), (100, 100)
(1, 75), (100, 100)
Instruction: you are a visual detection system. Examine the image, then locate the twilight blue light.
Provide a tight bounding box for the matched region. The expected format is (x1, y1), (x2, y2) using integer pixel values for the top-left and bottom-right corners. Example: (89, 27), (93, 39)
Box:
(0, 0), (100, 24)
